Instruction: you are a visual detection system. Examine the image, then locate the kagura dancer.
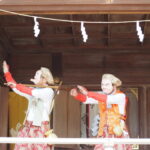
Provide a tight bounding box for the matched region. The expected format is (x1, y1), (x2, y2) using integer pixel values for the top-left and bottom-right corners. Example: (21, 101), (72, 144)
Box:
(3, 61), (55, 150)
(70, 74), (132, 150)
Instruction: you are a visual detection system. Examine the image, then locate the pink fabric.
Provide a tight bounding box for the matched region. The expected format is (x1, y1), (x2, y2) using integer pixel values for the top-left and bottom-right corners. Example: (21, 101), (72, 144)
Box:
(94, 126), (132, 150)
(14, 121), (53, 150)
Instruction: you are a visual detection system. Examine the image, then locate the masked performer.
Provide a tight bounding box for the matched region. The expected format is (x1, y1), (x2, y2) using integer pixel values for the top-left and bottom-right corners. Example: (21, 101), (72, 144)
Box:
(3, 61), (54, 150)
(70, 74), (132, 150)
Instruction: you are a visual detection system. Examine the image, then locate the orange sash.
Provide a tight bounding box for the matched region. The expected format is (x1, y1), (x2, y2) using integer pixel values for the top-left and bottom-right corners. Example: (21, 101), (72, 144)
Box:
(98, 91), (127, 136)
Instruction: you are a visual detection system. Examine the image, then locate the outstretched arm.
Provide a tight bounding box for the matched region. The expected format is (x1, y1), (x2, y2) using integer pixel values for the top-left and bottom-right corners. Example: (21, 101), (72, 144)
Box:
(87, 92), (107, 103)
(77, 85), (107, 103)
(3, 61), (33, 95)
(70, 85), (107, 103)
(70, 88), (87, 102)
(3, 61), (16, 84)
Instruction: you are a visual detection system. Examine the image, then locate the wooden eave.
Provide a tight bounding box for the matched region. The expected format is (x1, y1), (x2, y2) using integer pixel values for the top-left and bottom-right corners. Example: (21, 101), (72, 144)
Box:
(0, 0), (150, 14)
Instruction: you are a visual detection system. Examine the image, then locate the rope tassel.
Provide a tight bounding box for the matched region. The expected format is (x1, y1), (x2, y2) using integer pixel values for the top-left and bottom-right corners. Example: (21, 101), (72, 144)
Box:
(136, 21), (144, 43)
(81, 21), (88, 43)
(33, 17), (40, 38)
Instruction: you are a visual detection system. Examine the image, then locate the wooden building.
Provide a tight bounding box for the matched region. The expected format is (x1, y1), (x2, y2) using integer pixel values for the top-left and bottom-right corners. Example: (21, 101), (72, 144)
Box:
(0, 0), (150, 150)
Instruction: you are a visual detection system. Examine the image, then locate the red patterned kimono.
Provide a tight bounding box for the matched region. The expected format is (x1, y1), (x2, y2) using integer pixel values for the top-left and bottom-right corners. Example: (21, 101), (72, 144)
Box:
(14, 121), (52, 150)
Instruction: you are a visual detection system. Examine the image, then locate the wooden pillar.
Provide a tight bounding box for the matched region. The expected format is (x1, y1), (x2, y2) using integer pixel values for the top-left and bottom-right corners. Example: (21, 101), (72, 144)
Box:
(53, 89), (80, 149)
(139, 86), (148, 150)
(0, 87), (9, 150)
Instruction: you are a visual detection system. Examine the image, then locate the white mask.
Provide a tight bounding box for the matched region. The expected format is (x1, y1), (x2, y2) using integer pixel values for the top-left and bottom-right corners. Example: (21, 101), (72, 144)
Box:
(101, 78), (114, 95)
(30, 70), (42, 84)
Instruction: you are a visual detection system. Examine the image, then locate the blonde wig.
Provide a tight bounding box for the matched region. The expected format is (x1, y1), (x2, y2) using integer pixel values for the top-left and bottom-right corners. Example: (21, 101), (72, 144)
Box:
(102, 74), (122, 87)
(40, 67), (54, 85)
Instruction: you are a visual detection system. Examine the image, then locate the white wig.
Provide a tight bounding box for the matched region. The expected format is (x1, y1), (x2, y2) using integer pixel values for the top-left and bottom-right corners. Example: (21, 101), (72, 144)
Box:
(40, 67), (54, 85)
(102, 74), (122, 87)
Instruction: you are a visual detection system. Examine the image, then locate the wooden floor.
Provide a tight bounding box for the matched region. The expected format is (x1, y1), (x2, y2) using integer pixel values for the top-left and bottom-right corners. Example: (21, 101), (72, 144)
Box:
(55, 145), (94, 150)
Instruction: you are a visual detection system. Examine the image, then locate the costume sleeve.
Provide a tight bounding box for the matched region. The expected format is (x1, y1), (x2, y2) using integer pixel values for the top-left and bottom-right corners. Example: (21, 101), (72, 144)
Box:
(107, 93), (126, 105)
(16, 84), (32, 95)
(4, 72), (17, 84)
(16, 84), (54, 102)
(12, 88), (31, 100)
(74, 93), (87, 102)
(87, 92), (107, 103)
(4, 71), (33, 96)
(84, 97), (98, 104)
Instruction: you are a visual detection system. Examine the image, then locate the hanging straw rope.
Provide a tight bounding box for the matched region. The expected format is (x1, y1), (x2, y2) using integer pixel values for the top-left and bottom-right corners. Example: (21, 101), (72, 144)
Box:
(0, 8), (150, 24)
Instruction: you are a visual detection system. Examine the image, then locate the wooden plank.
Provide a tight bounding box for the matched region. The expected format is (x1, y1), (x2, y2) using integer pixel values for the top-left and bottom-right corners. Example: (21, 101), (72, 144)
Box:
(63, 68), (150, 85)
(52, 53), (62, 78)
(0, 87), (9, 150)
(146, 87), (150, 137)
(9, 47), (150, 54)
(138, 87), (148, 150)
(1, 0), (150, 5)
(0, 5), (150, 15)
(63, 53), (150, 69)
(53, 90), (68, 137)
(10, 44), (150, 51)
(0, 44), (7, 63)
(68, 95), (80, 137)
(10, 54), (52, 69)
(7, 52), (150, 85)
(1, 2), (150, 14)
(146, 87), (150, 149)
(0, 27), (13, 53)
(125, 88), (139, 138)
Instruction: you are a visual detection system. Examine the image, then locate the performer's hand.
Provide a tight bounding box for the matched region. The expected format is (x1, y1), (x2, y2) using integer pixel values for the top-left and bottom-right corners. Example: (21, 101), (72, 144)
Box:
(4, 82), (16, 88)
(3, 61), (9, 73)
(70, 88), (78, 97)
(77, 85), (88, 95)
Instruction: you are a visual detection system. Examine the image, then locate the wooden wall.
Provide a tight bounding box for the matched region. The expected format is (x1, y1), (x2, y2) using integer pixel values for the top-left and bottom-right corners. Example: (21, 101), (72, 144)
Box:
(63, 52), (150, 85)
(8, 54), (53, 83)
(53, 90), (80, 149)
(0, 87), (9, 150)
(6, 51), (150, 86)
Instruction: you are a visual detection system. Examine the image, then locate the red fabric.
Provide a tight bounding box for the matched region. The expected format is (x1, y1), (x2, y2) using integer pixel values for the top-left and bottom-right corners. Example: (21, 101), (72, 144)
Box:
(94, 126), (132, 150)
(4, 72), (16, 84)
(87, 92), (107, 103)
(16, 84), (32, 95)
(4, 71), (33, 95)
(14, 121), (52, 150)
(75, 93), (87, 102)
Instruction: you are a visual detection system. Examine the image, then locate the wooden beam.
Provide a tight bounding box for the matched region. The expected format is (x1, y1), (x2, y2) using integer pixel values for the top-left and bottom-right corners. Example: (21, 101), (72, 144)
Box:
(9, 44), (150, 53)
(107, 14), (111, 47)
(1, 0), (150, 5)
(70, 15), (79, 46)
(1, 1), (150, 14)
(0, 27), (13, 53)
(142, 14), (149, 46)
(0, 87), (9, 150)
(7, 32), (144, 40)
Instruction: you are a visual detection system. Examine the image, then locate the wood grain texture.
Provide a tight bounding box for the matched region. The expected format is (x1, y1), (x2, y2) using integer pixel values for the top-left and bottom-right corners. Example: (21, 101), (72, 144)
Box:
(0, 87), (9, 150)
